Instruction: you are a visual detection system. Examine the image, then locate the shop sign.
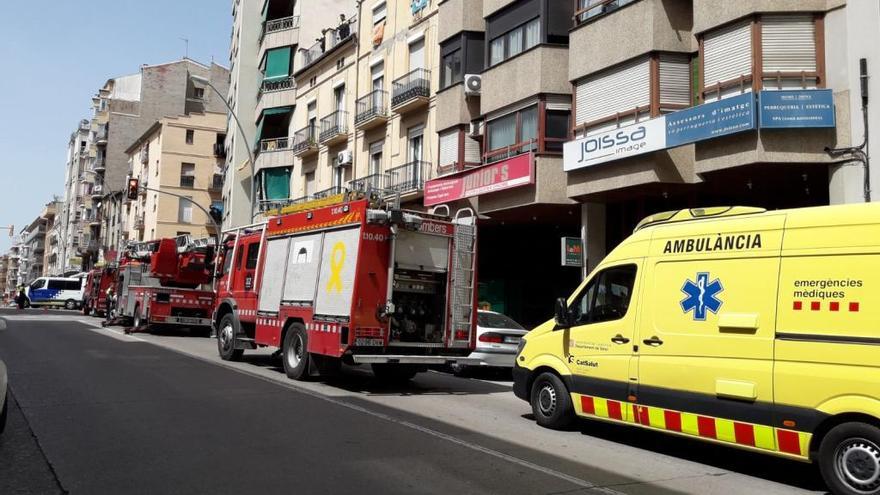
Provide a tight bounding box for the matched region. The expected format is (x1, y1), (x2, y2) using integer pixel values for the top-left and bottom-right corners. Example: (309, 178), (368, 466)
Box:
(563, 117), (666, 172)
(665, 92), (756, 147)
(424, 153), (534, 206)
(561, 237), (584, 267)
(758, 89), (835, 128)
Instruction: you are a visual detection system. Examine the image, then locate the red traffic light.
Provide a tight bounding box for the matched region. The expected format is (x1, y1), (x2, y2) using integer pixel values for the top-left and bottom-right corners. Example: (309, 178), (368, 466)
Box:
(127, 178), (140, 199)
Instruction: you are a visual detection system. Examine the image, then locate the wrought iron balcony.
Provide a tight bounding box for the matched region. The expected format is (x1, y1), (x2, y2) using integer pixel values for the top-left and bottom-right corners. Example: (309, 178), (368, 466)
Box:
(355, 90), (389, 130)
(348, 173), (388, 193)
(387, 161), (429, 194)
(312, 186), (347, 199)
(319, 110), (349, 145)
(262, 15), (300, 40)
(292, 126), (318, 156)
(259, 76), (295, 95)
(259, 136), (292, 153)
(392, 69), (431, 113)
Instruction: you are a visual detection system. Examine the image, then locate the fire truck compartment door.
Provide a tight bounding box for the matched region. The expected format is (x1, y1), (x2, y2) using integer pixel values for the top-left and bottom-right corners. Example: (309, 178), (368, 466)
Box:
(395, 230), (449, 272)
(257, 237), (291, 313)
(314, 227), (361, 316)
(282, 233), (324, 303)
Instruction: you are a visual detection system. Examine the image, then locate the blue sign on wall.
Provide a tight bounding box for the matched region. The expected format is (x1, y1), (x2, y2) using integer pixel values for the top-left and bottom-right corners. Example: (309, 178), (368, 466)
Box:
(759, 89), (835, 128)
(666, 92), (756, 148)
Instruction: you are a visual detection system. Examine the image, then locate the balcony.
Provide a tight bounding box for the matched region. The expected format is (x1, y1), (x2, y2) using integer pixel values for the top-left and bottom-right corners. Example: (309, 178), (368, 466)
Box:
(90, 184), (103, 199)
(213, 142), (227, 158)
(319, 111), (349, 146)
(387, 161), (430, 195)
(392, 69), (431, 114)
(259, 195), (310, 213)
(255, 77), (296, 122)
(93, 154), (106, 173)
(209, 174), (224, 192)
(355, 90), (389, 130)
(95, 126), (108, 146)
(259, 15), (300, 61)
(300, 23), (356, 72)
(255, 137), (295, 172)
(292, 126), (318, 157)
(348, 173), (388, 193)
(312, 186), (347, 199)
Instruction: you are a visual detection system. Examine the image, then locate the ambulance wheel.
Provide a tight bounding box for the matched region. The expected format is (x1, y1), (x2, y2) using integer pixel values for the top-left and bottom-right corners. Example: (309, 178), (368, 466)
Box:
(530, 372), (575, 430)
(819, 422), (880, 495)
(282, 323), (309, 381)
(371, 364), (418, 382)
(217, 314), (243, 361)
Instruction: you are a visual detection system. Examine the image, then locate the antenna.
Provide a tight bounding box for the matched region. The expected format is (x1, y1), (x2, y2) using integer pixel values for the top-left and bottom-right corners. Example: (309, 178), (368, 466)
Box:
(180, 37), (189, 59)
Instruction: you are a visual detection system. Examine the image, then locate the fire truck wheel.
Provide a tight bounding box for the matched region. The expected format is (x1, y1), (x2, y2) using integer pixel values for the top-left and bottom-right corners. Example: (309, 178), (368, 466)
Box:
(371, 364), (418, 382)
(133, 306), (143, 330)
(282, 323), (309, 380)
(819, 422), (880, 495)
(530, 372), (575, 430)
(217, 314), (243, 361)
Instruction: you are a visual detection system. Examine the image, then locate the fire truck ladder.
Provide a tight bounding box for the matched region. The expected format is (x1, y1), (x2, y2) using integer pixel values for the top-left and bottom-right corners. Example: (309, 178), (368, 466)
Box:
(449, 208), (477, 347)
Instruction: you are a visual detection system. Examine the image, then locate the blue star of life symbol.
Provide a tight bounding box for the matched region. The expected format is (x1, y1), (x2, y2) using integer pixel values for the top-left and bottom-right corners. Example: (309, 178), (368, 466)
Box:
(681, 272), (723, 321)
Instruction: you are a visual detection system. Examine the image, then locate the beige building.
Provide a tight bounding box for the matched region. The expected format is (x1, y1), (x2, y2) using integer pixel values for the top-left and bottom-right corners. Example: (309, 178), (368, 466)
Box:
(124, 112), (227, 243)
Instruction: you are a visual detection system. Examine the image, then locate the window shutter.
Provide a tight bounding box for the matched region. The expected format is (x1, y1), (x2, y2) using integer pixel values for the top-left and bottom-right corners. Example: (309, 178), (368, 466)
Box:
(762, 15), (816, 73)
(264, 167), (291, 200)
(545, 94), (571, 112)
(703, 20), (752, 87)
(464, 135), (481, 164)
(575, 57), (650, 126)
(265, 47), (292, 81)
(659, 54), (691, 108)
(438, 130), (459, 168)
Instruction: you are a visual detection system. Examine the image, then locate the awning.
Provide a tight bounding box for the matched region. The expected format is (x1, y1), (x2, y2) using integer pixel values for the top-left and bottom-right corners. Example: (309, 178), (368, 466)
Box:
(264, 47), (292, 81)
(263, 167), (291, 200)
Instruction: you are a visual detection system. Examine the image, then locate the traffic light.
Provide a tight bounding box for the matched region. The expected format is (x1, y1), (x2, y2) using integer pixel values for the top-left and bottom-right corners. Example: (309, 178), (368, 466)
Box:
(127, 177), (140, 199)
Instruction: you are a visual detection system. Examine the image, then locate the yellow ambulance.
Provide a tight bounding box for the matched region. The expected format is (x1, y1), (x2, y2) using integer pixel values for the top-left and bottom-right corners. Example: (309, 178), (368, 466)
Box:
(512, 204), (880, 495)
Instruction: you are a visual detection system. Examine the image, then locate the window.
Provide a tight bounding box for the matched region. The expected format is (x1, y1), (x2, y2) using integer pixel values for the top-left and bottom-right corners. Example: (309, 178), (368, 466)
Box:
(333, 166), (345, 189)
(263, 167), (291, 200)
(65, 280), (83, 291)
(761, 15), (818, 90)
(336, 58), (345, 70)
(263, 46), (293, 82)
(438, 129), (460, 169)
(575, 0), (637, 25)
(407, 125), (424, 163)
(305, 172), (315, 196)
(409, 37), (425, 71)
(193, 87), (205, 99)
(30, 279), (46, 290)
(176, 231), (191, 236)
(185, 129), (195, 145)
(334, 85), (345, 112)
(180, 163), (195, 188)
(477, 311), (525, 329)
(369, 140), (383, 175)
(372, 2), (387, 25)
(545, 110), (570, 152)
(489, 18), (540, 67)
(575, 57), (651, 132)
(569, 265), (637, 325)
(245, 242), (260, 269)
(486, 105), (538, 161)
(178, 197), (193, 223)
(440, 49), (462, 89)
(48, 279), (65, 290)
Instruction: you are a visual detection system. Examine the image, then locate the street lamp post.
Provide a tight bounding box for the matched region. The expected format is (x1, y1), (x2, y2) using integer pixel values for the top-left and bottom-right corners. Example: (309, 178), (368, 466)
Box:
(190, 75), (258, 223)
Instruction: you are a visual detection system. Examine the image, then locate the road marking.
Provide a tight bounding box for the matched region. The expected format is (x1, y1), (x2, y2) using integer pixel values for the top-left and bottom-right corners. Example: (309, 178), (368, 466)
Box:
(88, 330), (626, 495)
(0, 318), (6, 331)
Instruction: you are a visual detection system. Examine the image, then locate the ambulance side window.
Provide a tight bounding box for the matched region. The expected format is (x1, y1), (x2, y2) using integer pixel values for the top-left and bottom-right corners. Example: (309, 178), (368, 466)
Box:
(245, 242), (260, 269)
(569, 265), (637, 325)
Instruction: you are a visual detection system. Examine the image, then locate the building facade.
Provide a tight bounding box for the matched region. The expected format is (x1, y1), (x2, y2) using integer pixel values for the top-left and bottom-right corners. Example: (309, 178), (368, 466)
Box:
(4, 241), (21, 296)
(86, 59), (229, 265)
(57, 120), (94, 274)
(123, 112), (227, 244)
(17, 202), (60, 283)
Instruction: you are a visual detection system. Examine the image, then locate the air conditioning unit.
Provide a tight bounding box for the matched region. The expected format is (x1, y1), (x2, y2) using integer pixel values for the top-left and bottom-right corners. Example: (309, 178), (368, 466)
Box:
(464, 74), (482, 96)
(468, 120), (484, 138)
(337, 149), (353, 166)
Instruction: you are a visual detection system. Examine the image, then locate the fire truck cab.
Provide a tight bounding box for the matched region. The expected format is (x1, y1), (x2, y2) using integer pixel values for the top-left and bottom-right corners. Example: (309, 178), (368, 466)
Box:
(213, 192), (480, 381)
(83, 264), (117, 317)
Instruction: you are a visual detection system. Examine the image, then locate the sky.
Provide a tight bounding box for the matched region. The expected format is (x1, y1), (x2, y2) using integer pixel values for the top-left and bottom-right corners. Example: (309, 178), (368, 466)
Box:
(0, 1), (231, 253)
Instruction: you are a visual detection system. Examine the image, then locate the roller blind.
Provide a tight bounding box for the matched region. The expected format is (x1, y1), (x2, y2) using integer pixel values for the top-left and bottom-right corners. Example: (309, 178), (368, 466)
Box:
(762, 15), (816, 73)
(659, 54), (691, 107)
(264, 167), (291, 200)
(575, 57), (650, 125)
(703, 20), (752, 87)
(464, 135), (481, 164)
(264, 47), (292, 81)
(439, 129), (459, 168)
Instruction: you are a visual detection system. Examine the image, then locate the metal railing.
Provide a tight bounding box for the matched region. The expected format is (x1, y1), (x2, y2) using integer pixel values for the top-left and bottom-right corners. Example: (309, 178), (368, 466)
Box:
(260, 76), (295, 94)
(387, 161), (429, 193)
(209, 174), (224, 192)
(356, 90), (388, 125)
(392, 69), (431, 108)
(259, 136), (292, 153)
(300, 18), (356, 69)
(262, 15), (300, 38)
(484, 139), (538, 164)
(258, 195), (311, 213)
(319, 110), (348, 142)
(573, 0), (638, 25)
(292, 125), (318, 153)
(312, 185), (347, 199)
(349, 172), (388, 192)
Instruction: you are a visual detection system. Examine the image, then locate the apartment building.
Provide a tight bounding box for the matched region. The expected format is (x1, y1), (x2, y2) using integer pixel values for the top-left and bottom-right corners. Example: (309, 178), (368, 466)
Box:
(563, 0), (879, 270)
(122, 112), (227, 244)
(224, 0), (355, 227)
(88, 59), (229, 264)
(42, 204), (60, 276)
(0, 255), (8, 301)
(17, 202), (60, 283)
(56, 120), (94, 274)
(4, 242), (21, 297)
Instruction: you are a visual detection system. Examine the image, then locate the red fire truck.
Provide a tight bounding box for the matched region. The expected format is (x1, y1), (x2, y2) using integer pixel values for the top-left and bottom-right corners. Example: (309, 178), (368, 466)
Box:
(82, 264), (117, 317)
(213, 192), (479, 381)
(114, 236), (216, 334)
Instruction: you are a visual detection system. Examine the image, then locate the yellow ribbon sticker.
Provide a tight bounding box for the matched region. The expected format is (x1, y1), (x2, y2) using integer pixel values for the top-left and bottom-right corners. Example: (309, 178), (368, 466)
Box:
(326, 241), (346, 293)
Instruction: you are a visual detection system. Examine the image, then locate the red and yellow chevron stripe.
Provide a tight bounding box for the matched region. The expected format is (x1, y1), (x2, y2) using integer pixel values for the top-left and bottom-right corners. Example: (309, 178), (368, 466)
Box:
(573, 393), (811, 459)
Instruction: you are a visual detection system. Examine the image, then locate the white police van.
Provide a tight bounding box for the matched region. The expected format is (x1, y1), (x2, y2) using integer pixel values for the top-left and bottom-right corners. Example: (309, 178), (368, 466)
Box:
(25, 277), (85, 310)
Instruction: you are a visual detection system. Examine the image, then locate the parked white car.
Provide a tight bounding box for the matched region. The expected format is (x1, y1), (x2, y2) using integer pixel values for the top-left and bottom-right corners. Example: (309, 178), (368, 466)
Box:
(453, 310), (528, 374)
(1, 358), (7, 434)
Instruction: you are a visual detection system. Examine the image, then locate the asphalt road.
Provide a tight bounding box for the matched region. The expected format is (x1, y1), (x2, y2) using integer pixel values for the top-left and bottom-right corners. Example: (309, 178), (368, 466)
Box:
(0, 308), (828, 494)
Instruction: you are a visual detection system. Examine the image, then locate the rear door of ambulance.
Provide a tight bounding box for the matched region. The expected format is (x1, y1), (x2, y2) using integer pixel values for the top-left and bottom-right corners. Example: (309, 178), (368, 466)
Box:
(634, 214), (784, 450)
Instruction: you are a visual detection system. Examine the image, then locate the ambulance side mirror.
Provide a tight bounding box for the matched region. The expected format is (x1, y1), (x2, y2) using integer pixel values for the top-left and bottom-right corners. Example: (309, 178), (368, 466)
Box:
(554, 298), (571, 329)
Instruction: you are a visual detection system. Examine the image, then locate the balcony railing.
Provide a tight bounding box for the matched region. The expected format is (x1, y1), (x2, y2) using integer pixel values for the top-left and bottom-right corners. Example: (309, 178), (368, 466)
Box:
(93, 154), (106, 172)
(301, 19), (356, 69)
(180, 175), (195, 188)
(355, 90), (389, 127)
(312, 186), (347, 199)
(573, 0), (638, 26)
(483, 139), (538, 164)
(258, 195), (311, 213)
(348, 173), (388, 192)
(319, 110), (348, 143)
(387, 161), (429, 193)
(262, 15), (300, 39)
(95, 126), (108, 145)
(392, 69), (431, 109)
(260, 76), (295, 94)
(259, 136), (292, 153)
(292, 126), (318, 154)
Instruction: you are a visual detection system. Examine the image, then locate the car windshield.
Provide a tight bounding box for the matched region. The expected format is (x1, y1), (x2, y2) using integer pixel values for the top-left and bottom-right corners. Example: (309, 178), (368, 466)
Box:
(477, 312), (524, 330)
